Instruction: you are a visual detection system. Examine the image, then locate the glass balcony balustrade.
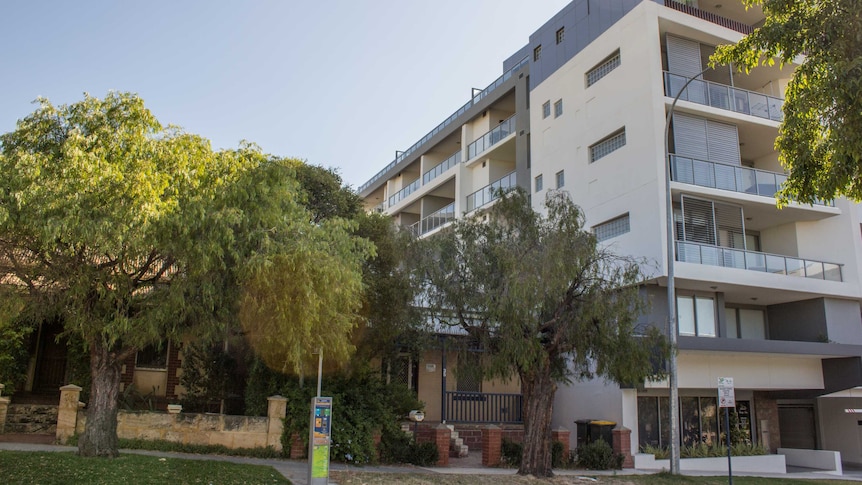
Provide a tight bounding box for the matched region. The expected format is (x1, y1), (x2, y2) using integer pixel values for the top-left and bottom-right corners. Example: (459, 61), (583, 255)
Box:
(467, 115), (516, 161)
(359, 56), (529, 193)
(388, 178), (421, 207)
(465, 172), (516, 212)
(408, 202), (456, 237)
(670, 155), (833, 206)
(423, 151), (461, 185)
(676, 240), (843, 282)
(664, 71), (784, 122)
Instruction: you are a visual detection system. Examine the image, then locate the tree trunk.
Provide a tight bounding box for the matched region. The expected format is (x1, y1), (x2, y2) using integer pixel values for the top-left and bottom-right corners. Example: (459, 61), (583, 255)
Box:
(77, 340), (122, 458)
(518, 366), (558, 477)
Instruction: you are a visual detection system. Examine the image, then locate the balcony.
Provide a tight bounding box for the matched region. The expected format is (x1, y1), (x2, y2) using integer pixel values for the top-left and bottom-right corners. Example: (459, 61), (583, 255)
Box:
(467, 115), (516, 161)
(444, 391), (523, 424)
(663, 0), (754, 35)
(465, 172), (516, 212)
(423, 151), (461, 185)
(664, 71), (784, 122)
(409, 202), (455, 237)
(359, 56), (529, 194)
(676, 240), (843, 282)
(388, 178), (420, 207)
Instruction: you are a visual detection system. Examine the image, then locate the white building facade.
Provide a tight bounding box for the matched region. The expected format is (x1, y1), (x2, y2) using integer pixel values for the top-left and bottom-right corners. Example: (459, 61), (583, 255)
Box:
(359, 0), (862, 464)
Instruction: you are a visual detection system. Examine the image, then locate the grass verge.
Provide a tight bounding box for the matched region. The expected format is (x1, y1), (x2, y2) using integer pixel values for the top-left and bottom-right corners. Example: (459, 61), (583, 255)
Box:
(0, 450), (290, 485)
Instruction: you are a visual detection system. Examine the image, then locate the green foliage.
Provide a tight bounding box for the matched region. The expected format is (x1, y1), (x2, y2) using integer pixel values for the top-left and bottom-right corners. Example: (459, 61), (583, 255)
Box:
(711, 0), (862, 204)
(501, 439), (522, 467)
(116, 438), (282, 458)
(0, 316), (33, 396)
(119, 384), (158, 411)
(641, 442), (768, 459)
(180, 342), (238, 413)
(576, 438), (623, 470)
(378, 433), (439, 466)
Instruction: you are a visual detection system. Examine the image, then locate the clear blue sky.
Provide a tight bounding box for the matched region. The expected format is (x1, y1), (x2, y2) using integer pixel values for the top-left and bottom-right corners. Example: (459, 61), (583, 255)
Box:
(1, 1), (569, 188)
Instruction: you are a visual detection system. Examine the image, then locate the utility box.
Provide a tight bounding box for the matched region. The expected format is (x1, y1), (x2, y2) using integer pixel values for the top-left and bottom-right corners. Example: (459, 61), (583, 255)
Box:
(575, 419), (616, 448)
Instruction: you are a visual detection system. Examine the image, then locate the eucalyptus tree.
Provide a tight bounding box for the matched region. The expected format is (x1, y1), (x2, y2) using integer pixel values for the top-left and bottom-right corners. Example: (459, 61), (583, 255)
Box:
(712, 0), (862, 204)
(414, 189), (667, 477)
(0, 92), (371, 457)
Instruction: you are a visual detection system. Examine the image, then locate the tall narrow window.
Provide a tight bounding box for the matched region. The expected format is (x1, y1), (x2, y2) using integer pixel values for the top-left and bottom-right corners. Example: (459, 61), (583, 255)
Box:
(542, 101), (551, 119)
(556, 27), (565, 44)
(533, 44), (542, 61)
(535, 174), (543, 192)
(554, 99), (563, 118)
(556, 170), (565, 188)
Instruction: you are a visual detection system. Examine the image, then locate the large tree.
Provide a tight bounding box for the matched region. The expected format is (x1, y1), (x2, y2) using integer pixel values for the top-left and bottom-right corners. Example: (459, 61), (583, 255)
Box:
(0, 93), (371, 457)
(712, 0), (862, 204)
(414, 189), (667, 477)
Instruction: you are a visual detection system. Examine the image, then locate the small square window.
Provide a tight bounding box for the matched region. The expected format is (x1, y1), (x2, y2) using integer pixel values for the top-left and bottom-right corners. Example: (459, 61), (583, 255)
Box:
(556, 170), (565, 188)
(556, 27), (565, 45)
(535, 174), (543, 192)
(533, 44), (542, 61)
(554, 99), (563, 118)
(542, 101), (551, 119)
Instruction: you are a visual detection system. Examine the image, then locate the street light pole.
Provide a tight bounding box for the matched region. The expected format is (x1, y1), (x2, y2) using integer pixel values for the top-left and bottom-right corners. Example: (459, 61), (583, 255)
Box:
(663, 66), (713, 475)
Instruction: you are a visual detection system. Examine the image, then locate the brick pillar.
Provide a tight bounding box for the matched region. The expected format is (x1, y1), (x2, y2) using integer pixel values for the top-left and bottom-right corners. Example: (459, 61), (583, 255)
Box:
(552, 426), (571, 461)
(612, 427), (634, 468)
(56, 384), (83, 444)
(372, 431), (382, 462)
(482, 424), (502, 467)
(165, 342), (182, 400)
(289, 433), (305, 459)
(120, 353), (136, 391)
(266, 395), (288, 451)
(433, 424), (451, 466)
(0, 383), (8, 434)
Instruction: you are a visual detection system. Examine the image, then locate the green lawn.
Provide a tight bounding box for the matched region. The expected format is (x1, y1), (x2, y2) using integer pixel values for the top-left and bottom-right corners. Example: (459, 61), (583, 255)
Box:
(0, 451), (290, 485)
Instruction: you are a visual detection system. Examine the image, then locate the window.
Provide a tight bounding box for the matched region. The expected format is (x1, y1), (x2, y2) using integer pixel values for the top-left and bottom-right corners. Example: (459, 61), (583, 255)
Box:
(535, 174), (543, 192)
(456, 352), (482, 393)
(542, 101), (551, 119)
(556, 170), (565, 189)
(556, 27), (565, 44)
(725, 308), (766, 339)
(594, 214), (630, 242)
(554, 99), (563, 118)
(586, 49), (621, 87)
(136, 344), (168, 369)
(533, 44), (542, 61)
(677, 295), (716, 337)
(589, 128), (626, 162)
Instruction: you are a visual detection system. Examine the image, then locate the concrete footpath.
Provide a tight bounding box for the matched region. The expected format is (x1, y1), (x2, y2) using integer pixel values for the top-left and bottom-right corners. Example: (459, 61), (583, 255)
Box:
(3, 441), (862, 484)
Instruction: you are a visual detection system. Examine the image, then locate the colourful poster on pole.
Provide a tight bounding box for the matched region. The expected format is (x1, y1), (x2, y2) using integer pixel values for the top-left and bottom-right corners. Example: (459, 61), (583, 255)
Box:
(311, 444), (330, 478)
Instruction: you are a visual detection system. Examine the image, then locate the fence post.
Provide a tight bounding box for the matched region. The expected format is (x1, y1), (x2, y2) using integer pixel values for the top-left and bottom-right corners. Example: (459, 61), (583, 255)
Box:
(433, 423), (451, 466)
(56, 384), (83, 444)
(482, 424), (502, 467)
(552, 426), (571, 462)
(612, 427), (634, 468)
(266, 395), (288, 451)
(0, 384), (8, 433)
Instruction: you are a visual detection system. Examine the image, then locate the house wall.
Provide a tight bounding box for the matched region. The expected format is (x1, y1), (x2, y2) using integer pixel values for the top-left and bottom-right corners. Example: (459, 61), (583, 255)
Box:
(817, 396), (862, 465)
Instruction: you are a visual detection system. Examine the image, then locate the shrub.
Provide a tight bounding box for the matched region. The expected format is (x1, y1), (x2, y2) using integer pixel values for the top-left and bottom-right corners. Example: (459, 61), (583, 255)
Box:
(500, 438), (522, 467)
(180, 342), (239, 414)
(379, 432), (438, 466)
(576, 438), (623, 470)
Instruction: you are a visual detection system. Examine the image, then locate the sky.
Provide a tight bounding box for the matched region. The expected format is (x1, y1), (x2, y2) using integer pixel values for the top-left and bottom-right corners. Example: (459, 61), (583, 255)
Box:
(1, 0), (570, 189)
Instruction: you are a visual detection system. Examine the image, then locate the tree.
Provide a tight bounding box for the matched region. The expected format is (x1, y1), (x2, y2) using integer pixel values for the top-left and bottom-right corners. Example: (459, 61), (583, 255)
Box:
(413, 189), (667, 477)
(712, 0), (862, 204)
(0, 92), (372, 457)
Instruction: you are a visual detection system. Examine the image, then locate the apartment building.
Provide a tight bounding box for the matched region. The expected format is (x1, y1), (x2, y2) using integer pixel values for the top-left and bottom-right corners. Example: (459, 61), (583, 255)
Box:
(358, 0), (862, 463)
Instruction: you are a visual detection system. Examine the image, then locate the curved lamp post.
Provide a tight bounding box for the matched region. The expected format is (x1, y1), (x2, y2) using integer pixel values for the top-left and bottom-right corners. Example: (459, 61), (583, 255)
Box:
(663, 65), (715, 474)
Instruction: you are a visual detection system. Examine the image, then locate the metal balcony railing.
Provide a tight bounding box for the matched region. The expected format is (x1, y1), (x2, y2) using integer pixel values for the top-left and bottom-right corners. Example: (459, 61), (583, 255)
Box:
(663, 0), (754, 35)
(388, 178), (421, 207)
(676, 240), (843, 282)
(467, 115), (516, 160)
(423, 151), (461, 185)
(444, 391), (523, 424)
(408, 202), (455, 237)
(664, 71), (784, 122)
(670, 155), (834, 206)
(465, 172), (516, 212)
(358, 56), (529, 193)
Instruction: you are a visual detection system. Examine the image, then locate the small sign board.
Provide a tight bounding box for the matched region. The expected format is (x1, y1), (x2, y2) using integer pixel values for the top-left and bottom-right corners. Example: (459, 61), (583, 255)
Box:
(718, 377), (735, 408)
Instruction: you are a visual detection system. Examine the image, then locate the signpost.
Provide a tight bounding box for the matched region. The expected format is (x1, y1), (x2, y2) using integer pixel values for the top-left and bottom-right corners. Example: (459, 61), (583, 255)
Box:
(718, 377), (735, 485)
(308, 396), (333, 485)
